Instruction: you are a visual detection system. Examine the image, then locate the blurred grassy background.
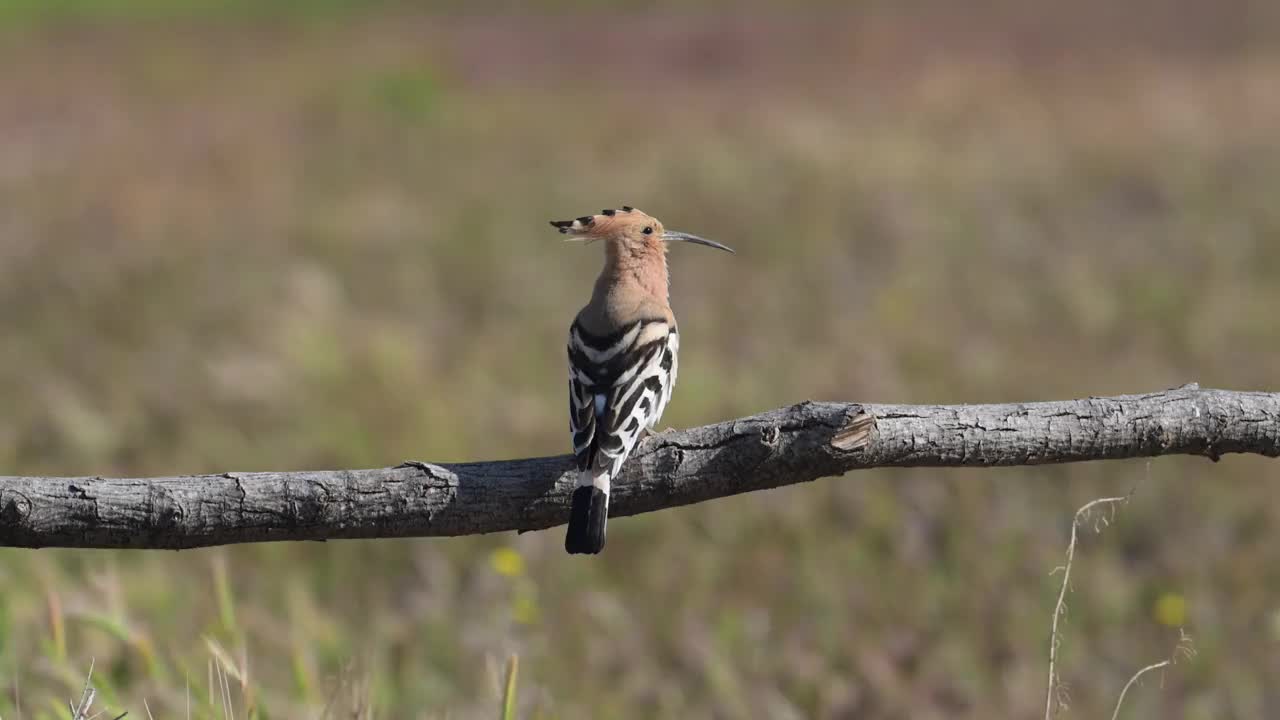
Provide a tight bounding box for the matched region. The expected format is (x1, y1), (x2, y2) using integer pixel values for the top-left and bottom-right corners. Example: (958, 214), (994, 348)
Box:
(1, 0), (1279, 717)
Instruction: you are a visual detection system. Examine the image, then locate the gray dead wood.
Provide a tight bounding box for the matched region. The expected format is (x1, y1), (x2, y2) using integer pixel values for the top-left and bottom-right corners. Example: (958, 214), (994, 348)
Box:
(0, 384), (1275, 549)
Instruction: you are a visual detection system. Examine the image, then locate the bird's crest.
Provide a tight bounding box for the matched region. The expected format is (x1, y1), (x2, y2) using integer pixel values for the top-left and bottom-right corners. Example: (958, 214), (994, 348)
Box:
(549, 206), (651, 241)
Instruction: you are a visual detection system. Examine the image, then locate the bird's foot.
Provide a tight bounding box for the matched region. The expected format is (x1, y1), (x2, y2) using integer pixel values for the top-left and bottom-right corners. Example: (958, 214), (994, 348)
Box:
(643, 426), (678, 442)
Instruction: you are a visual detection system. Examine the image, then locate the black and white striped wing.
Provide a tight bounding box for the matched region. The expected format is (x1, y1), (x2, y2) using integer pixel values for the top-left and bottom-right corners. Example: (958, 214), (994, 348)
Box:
(568, 318), (678, 478)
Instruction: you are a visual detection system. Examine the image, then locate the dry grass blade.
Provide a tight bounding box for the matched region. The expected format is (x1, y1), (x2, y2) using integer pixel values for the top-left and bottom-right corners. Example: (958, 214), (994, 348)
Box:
(216, 656), (234, 720)
(66, 659), (129, 720)
(203, 636), (246, 685)
(1044, 496), (1129, 720)
(1110, 630), (1197, 720)
(69, 659), (95, 720)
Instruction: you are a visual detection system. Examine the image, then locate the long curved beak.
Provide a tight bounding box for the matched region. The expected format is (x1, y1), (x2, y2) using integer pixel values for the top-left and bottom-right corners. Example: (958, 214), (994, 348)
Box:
(662, 230), (735, 254)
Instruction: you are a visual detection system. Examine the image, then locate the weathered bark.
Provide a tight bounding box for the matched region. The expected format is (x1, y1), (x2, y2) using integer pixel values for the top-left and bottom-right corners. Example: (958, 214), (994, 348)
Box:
(0, 384), (1275, 549)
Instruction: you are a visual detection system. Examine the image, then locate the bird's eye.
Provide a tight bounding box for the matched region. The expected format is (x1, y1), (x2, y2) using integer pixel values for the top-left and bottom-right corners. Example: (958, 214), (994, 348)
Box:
(642, 226), (654, 235)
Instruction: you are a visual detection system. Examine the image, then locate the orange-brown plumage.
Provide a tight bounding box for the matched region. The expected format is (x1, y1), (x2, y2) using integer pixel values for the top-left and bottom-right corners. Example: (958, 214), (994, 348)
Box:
(552, 207), (672, 332)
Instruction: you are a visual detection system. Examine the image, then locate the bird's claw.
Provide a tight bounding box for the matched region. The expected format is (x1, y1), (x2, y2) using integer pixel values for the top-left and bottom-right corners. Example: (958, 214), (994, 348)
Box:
(648, 426), (677, 439)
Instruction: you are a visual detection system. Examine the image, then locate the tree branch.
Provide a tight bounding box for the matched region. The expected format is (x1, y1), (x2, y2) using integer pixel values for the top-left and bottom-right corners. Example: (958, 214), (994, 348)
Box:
(0, 384), (1275, 549)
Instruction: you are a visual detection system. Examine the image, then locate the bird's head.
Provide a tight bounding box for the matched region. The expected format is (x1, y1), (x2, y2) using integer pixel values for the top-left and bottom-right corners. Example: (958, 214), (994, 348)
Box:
(550, 206), (734, 258)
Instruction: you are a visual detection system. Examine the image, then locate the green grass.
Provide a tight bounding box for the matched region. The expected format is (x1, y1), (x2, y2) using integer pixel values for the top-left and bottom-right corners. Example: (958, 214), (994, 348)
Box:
(501, 655), (519, 720)
(0, 5), (1278, 718)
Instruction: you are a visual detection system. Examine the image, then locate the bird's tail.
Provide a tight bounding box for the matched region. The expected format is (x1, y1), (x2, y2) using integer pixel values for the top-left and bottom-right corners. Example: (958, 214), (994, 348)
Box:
(565, 470), (609, 554)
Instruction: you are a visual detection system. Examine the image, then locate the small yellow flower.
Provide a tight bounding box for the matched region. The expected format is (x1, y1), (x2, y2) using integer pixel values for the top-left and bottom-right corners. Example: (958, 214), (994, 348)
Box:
(1154, 592), (1186, 627)
(489, 547), (526, 578)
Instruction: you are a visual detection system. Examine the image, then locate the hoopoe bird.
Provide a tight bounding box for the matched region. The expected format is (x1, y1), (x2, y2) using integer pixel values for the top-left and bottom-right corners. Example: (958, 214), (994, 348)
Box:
(552, 206), (733, 554)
